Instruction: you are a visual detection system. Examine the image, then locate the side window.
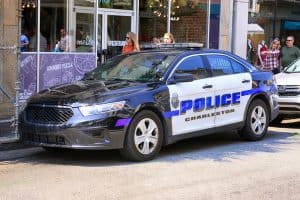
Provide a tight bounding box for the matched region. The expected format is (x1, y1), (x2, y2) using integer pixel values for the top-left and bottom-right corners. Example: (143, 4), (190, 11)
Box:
(230, 59), (248, 73)
(175, 56), (209, 80)
(207, 55), (233, 76)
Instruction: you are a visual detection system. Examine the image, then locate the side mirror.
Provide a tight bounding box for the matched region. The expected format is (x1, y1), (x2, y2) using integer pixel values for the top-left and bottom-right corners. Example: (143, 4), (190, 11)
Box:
(167, 73), (194, 84)
(155, 68), (164, 79)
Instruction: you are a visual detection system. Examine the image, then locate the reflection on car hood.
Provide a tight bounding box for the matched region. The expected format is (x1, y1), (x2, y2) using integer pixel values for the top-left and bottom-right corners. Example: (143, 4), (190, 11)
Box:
(28, 80), (151, 106)
(275, 72), (300, 86)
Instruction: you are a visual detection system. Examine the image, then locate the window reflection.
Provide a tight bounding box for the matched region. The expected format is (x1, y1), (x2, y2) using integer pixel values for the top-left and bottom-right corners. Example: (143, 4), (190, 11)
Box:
(99, 0), (133, 10)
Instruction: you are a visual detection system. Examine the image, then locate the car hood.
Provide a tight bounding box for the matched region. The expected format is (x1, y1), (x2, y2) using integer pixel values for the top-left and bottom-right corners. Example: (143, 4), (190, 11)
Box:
(28, 80), (154, 106)
(275, 72), (300, 86)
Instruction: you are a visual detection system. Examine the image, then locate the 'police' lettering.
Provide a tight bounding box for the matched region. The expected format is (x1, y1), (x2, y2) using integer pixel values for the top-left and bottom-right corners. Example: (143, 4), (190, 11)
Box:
(180, 92), (241, 114)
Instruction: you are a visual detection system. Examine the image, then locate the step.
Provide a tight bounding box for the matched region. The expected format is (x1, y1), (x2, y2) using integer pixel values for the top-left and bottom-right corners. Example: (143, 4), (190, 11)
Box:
(0, 135), (19, 144)
(0, 116), (17, 143)
(0, 117), (15, 124)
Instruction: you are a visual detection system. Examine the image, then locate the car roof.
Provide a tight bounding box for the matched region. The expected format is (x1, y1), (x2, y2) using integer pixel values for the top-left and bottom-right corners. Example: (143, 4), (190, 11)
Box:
(129, 43), (254, 70)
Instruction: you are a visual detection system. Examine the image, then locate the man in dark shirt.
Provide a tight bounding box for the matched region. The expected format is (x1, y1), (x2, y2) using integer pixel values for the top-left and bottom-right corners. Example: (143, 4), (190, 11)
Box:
(281, 36), (300, 70)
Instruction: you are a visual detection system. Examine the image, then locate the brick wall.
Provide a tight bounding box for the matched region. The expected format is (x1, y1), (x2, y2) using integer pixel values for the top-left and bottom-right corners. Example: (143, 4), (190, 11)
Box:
(171, 10), (207, 43)
(140, 9), (207, 44)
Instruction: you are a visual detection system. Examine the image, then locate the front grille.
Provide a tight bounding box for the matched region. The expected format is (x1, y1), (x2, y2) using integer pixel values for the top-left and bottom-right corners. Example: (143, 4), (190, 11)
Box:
(25, 105), (73, 125)
(278, 85), (300, 97)
(278, 92), (300, 97)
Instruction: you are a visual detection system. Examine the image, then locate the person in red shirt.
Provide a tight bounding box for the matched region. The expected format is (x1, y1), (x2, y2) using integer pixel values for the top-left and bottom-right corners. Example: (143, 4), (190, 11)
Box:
(122, 32), (140, 54)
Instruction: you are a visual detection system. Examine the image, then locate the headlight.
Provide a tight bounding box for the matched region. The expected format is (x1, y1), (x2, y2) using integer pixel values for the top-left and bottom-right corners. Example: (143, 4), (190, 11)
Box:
(79, 101), (126, 116)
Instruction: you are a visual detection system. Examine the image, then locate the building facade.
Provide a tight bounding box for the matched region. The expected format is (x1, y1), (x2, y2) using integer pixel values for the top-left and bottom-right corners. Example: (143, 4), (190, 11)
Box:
(248, 0), (300, 64)
(0, 0), (250, 117)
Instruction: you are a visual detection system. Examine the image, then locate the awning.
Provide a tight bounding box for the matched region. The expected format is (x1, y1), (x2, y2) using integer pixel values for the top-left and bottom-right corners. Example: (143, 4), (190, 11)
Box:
(247, 23), (264, 34)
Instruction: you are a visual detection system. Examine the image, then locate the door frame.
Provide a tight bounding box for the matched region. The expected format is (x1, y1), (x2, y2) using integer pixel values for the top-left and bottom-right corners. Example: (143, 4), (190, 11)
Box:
(97, 9), (136, 51)
(72, 5), (137, 53)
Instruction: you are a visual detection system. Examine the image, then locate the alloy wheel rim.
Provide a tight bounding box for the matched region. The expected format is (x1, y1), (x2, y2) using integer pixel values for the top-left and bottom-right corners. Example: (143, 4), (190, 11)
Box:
(134, 118), (159, 155)
(250, 105), (266, 135)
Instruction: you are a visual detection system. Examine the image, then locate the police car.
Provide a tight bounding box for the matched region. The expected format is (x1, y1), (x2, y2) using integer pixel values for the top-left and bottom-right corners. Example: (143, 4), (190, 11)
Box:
(20, 44), (279, 161)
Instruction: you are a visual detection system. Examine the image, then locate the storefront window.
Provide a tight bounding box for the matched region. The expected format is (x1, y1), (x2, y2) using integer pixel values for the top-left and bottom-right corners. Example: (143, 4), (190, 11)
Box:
(249, 0), (300, 49)
(75, 0), (94, 7)
(209, 0), (221, 49)
(21, 0), (38, 52)
(139, 0), (216, 47)
(248, 0), (300, 65)
(98, 0), (133, 10)
(38, 0), (96, 52)
(76, 13), (95, 52)
(170, 0), (208, 44)
(139, 0), (168, 43)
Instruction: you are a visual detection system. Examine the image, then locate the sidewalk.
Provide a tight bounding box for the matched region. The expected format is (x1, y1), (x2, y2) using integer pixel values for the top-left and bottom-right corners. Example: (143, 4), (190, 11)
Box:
(0, 142), (41, 161)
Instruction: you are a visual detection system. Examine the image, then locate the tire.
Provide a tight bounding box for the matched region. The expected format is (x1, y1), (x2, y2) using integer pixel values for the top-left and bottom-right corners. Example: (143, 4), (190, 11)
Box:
(120, 110), (163, 162)
(239, 99), (269, 141)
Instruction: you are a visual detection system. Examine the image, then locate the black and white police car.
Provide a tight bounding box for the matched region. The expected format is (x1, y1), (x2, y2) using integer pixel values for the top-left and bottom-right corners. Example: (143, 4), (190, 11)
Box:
(20, 43), (279, 161)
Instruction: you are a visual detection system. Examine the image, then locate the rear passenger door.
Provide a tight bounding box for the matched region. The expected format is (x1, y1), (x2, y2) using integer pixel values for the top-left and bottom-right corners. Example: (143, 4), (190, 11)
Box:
(205, 54), (252, 127)
(167, 55), (215, 135)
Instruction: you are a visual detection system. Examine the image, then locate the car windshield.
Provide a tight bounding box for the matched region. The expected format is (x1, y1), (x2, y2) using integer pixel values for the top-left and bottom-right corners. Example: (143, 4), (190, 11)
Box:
(83, 52), (179, 82)
(285, 58), (300, 73)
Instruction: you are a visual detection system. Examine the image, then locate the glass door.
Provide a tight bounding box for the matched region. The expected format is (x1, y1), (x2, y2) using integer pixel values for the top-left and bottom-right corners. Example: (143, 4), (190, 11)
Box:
(107, 15), (131, 57)
(98, 11), (134, 59)
(74, 10), (95, 53)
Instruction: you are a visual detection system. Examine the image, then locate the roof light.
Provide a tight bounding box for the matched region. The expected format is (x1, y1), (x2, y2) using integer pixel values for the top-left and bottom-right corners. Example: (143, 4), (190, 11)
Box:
(141, 43), (204, 50)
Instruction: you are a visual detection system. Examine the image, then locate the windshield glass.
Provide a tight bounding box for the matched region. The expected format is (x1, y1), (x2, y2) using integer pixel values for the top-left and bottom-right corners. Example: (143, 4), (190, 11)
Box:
(285, 58), (300, 73)
(83, 52), (179, 82)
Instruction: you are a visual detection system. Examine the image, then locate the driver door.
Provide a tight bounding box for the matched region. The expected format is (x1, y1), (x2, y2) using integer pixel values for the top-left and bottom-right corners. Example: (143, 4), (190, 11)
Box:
(167, 55), (215, 135)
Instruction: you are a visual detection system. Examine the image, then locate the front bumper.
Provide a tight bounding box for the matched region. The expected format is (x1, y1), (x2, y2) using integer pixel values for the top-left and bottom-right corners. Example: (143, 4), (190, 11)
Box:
(21, 124), (126, 150)
(19, 107), (131, 150)
(277, 96), (300, 116)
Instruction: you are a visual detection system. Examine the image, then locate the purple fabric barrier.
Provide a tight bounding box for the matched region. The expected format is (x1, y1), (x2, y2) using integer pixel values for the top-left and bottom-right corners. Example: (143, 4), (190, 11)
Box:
(39, 53), (96, 90)
(19, 53), (96, 100)
(19, 53), (37, 100)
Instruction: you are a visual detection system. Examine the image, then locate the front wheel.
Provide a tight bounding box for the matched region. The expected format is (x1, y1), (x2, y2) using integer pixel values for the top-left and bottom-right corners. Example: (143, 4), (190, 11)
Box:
(239, 99), (269, 141)
(120, 110), (163, 162)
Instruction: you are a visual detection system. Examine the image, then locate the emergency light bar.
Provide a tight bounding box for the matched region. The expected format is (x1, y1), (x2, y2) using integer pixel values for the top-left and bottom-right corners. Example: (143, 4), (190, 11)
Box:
(141, 43), (204, 50)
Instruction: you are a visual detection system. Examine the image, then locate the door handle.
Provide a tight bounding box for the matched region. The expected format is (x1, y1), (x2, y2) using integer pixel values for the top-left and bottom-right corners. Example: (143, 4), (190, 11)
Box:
(242, 79), (250, 83)
(202, 84), (213, 89)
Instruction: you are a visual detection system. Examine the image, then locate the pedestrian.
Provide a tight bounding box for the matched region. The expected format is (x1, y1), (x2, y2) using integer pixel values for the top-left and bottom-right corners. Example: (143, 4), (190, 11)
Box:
(29, 27), (48, 52)
(246, 37), (255, 64)
(152, 36), (161, 44)
(122, 32), (140, 54)
(261, 39), (281, 74)
(58, 28), (72, 52)
(163, 32), (175, 44)
(20, 29), (30, 52)
(281, 36), (300, 70)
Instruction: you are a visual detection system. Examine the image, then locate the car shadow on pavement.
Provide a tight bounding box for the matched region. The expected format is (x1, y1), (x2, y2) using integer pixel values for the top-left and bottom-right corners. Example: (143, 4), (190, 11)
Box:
(157, 130), (299, 162)
(1, 128), (299, 166)
(270, 118), (300, 129)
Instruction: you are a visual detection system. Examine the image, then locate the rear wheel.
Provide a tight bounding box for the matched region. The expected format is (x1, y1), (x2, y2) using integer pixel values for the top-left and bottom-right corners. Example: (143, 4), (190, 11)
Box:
(120, 110), (163, 161)
(239, 99), (269, 141)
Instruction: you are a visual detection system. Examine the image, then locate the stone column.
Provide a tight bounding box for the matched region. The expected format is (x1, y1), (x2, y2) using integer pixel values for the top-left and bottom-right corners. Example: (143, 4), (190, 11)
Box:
(219, 0), (234, 52)
(0, 0), (19, 115)
(232, 0), (249, 59)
